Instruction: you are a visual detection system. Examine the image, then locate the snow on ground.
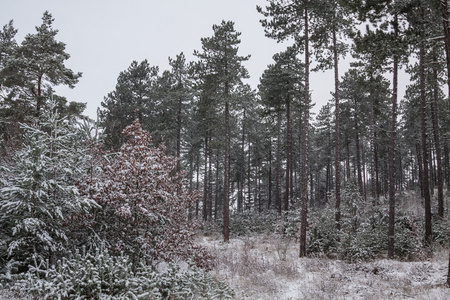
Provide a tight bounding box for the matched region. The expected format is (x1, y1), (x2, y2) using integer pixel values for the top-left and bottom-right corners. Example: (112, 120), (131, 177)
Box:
(199, 234), (450, 300)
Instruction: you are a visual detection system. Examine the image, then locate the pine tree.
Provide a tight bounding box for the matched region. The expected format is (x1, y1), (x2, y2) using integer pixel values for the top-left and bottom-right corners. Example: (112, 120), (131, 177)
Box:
(194, 21), (250, 242)
(258, 0), (330, 257)
(100, 60), (159, 150)
(350, 0), (410, 259)
(0, 12), (81, 118)
(259, 47), (304, 213)
(0, 105), (95, 269)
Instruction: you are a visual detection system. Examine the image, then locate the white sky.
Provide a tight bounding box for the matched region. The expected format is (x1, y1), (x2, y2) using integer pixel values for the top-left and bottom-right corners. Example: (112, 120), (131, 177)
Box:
(1, 0), (346, 120)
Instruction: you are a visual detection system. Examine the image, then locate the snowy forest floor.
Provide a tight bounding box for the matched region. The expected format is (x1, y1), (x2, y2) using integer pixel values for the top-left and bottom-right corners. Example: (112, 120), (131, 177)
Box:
(199, 233), (450, 300)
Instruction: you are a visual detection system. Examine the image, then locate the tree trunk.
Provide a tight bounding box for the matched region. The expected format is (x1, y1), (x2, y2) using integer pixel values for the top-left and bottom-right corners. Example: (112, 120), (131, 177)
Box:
(299, 5), (310, 258)
(438, 0), (450, 104)
(223, 97), (230, 242)
(354, 106), (363, 196)
(215, 151), (219, 220)
(196, 153), (200, 218)
(333, 23), (341, 230)
(417, 142), (425, 198)
(388, 14), (399, 259)
(176, 96), (182, 171)
(247, 143), (252, 209)
(285, 98), (291, 211)
(268, 139), (273, 210)
(419, 32), (432, 245)
(276, 110), (282, 214)
(208, 137), (213, 220)
(203, 137), (209, 222)
(431, 60), (444, 218)
(238, 112), (245, 213)
(447, 248), (450, 287)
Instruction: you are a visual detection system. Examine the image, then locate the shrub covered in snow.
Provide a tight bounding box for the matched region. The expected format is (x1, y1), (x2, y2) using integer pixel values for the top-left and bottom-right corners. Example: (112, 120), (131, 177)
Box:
(14, 246), (233, 299)
(78, 119), (213, 269)
(306, 184), (427, 261)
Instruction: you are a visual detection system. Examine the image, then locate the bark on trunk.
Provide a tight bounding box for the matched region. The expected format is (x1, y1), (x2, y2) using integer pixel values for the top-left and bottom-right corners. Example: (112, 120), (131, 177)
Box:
(223, 98), (230, 242)
(333, 23), (341, 230)
(438, 0), (450, 103)
(431, 61), (444, 218)
(388, 15), (399, 259)
(419, 35), (432, 245)
(300, 5), (310, 258)
(285, 98), (291, 211)
(276, 110), (282, 215)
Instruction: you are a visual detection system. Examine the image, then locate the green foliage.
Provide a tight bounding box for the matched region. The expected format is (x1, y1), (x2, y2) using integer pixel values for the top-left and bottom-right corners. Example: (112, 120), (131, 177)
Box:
(0, 106), (96, 268)
(14, 247), (234, 299)
(307, 208), (340, 255)
(229, 210), (278, 236)
(306, 185), (427, 262)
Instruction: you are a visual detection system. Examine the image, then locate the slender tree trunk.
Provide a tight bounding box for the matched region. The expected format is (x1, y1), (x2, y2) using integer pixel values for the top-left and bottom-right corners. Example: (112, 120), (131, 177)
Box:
(176, 96), (182, 171)
(203, 137), (209, 222)
(223, 97), (230, 242)
(354, 107), (363, 196)
(431, 61), (444, 218)
(430, 146), (435, 197)
(276, 110), (282, 214)
(188, 152), (194, 220)
(247, 144), (252, 209)
(208, 137), (213, 220)
(445, 144), (450, 188)
(447, 248), (450, 287)
(419, 31), (432, 245)
(196, 153), (200, 218)
(417, 142), (425, 198)
(285, 98), (291, 211)
(268, 139), (273, 210)
(438, 0), (450, 103)
(238, 112), (245, 213)
(375, 134), (380, 198)
(215, 152), (219, 220)
(300, 5), (310, 258)
(223, 89), (230, 242)
(388, 15), (399, 259)
(333, 23), (341, 230)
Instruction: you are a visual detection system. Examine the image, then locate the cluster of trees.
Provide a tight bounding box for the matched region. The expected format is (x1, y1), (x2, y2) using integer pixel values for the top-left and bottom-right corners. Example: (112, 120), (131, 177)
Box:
(0, 12), (213, 296)
(1, 0), (450, 288)
(99, 0), (449, 283)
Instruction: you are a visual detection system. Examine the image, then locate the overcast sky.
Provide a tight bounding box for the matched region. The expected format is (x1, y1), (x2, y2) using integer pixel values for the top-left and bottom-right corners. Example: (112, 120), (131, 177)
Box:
(1, 0), (343, 120)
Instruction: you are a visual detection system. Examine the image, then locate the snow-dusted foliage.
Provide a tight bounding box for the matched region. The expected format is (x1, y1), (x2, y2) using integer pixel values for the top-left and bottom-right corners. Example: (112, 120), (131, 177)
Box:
(306, 185), (428, 262)
(0, 107), (96, 269)
(15, 246), (233, 299)
(80, 119), (213, 269)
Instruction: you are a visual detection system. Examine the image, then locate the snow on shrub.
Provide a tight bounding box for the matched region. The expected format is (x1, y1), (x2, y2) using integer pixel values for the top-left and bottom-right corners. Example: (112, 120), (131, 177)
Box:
(15, 246), (233, 299)
(80, 119), (213, 269)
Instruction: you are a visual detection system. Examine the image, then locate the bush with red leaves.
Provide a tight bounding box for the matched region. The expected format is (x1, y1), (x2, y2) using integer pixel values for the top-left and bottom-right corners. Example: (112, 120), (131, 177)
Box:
(80, 119), (213, 270)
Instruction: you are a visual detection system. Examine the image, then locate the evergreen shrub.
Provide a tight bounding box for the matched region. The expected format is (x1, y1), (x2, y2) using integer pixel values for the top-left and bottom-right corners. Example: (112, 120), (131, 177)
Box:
(14, 247), (234, 299)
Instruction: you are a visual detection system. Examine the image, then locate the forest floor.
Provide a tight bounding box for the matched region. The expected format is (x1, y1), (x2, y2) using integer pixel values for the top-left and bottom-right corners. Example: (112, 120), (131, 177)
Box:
(199, 233), (450, 300)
